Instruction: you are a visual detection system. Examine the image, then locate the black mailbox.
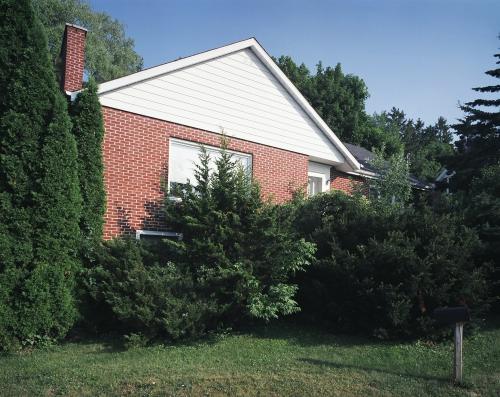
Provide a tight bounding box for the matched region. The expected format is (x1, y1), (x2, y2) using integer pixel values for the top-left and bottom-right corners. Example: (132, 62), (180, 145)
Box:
(433, 306), (470, 325)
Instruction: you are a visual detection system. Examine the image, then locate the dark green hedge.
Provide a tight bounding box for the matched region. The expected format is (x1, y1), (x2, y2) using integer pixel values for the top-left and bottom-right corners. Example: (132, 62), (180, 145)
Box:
(292, 191), (489, 339)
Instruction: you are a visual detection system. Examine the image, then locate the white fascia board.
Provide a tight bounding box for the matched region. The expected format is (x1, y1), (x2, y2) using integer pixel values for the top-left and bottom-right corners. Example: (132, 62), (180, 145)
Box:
(95, 37), (361, 172)
(65, 90), (82, 102)
(346, 169), (379, 181)
(97, 39), (258, 95)
(347, 169), (433, 190)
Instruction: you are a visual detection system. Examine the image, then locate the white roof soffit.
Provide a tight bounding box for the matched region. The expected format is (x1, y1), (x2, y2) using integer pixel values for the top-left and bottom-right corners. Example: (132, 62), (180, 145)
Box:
(97, 38), (361, 171)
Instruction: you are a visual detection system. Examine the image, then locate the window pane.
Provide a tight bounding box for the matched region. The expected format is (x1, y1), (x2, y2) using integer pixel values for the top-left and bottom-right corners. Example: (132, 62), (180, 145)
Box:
(169, 141), (200, 185)
(308, 176), (322, 196)
(169, 140), (252, 189)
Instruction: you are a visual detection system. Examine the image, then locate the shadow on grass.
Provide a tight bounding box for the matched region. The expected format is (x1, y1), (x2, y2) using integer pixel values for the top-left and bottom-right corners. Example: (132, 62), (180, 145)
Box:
(62, 335), (127, 353)
(64, 329), (233, 354)
(68, 317), (500, 355)
(243, 321), (385, 348)
(298, 357), (449, 383)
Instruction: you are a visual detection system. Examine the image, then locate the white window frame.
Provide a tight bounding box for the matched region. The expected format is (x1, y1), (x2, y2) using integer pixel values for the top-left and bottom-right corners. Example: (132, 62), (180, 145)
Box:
(307, 171), (328, 196)
(135, 229), (182, 240)
(167, 138), (252, 194)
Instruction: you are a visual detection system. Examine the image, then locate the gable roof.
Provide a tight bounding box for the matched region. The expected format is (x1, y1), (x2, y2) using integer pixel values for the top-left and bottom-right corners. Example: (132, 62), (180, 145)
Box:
(97, 38), (361, 172)
(343, 142), (433, 190)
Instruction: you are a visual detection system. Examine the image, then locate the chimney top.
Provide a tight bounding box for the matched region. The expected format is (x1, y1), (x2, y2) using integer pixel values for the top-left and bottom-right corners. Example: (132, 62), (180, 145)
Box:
(64, 22), (88, 33)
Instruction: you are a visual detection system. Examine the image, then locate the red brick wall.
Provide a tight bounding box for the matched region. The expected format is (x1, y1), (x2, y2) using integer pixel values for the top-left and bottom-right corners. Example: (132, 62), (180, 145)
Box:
(330, 169), (364, 194)
(61, 25), (86, 92)
(102, 107), (309, 239)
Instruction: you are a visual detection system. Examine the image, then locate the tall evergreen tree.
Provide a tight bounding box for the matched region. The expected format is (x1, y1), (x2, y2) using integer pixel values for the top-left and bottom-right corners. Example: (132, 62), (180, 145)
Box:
(0, 0), (81, 349)
(465, 162), (500, 311)
(70, 78), (106, 251)
(452, 38), (500, 190)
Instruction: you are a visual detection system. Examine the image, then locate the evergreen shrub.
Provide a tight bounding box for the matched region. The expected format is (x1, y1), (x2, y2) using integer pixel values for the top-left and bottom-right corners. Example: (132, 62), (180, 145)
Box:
(70, 78), (106, 254)
(293, 191), (489, 339)
(465, 162), (500, 312)
(0, 0), (81, 350)
(85, 142), (315, 341)
(85, 239), (212, 340)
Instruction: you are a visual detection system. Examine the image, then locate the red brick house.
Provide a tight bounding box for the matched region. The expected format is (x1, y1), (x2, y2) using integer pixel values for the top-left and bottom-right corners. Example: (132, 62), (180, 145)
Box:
(60, 24), (405, 240)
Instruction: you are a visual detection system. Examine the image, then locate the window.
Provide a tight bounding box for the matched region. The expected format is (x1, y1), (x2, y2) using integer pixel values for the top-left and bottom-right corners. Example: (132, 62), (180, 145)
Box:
(135, 230), (182, 248)
(168, 139), (252, 191)
(135, 230), (182, 240)
(307, 161), (331, 197)
(308, 174), (324, 196)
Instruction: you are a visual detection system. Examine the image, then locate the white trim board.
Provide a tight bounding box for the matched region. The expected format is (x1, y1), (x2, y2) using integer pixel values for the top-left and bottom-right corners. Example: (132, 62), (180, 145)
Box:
(94, 38), (361, 173)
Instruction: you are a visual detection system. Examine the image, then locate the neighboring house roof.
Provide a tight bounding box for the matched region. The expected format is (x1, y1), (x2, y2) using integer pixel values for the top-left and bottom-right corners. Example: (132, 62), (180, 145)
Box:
(343, 142), (433, 190)
(94, 38), (361, 173)
(343, 143), (377, 173)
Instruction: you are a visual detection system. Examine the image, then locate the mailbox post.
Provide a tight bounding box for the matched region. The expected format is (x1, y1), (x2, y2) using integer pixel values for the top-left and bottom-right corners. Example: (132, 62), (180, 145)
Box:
(433, 306), (470, 384)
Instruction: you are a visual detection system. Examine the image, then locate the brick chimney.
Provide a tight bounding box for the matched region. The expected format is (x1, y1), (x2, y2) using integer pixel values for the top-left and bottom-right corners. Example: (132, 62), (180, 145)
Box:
(59, 23), (87, 92)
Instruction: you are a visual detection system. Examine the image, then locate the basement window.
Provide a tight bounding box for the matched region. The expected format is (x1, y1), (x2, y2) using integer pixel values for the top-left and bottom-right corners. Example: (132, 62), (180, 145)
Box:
(168, 138), (252, 193)
(135, 230), (182, 241)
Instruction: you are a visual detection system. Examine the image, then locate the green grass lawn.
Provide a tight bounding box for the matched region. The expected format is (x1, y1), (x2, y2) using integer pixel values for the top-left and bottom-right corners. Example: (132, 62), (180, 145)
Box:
(1, 321), (499, 397)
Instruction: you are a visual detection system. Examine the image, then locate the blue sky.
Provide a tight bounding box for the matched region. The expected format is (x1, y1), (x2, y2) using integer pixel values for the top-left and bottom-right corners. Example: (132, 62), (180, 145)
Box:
(89, 0), (499, 125)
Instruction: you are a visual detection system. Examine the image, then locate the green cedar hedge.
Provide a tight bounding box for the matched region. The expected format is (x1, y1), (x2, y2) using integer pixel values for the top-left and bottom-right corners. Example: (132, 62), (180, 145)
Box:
(0, 0), (81, 350)
(70, 78), (106, 251)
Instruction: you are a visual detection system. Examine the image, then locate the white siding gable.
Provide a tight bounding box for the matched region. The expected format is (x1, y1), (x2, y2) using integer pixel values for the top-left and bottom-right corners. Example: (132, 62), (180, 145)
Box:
(99, 48), (346, 164)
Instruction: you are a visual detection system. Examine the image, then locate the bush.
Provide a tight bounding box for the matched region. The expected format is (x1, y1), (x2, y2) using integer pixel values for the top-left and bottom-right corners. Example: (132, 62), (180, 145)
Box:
(164, 142), (315, 328)
(85, 142), (315, 342)
(465, 162), (500, 311)
(85, 239), (213, 341)
(293, 191), (489, 339)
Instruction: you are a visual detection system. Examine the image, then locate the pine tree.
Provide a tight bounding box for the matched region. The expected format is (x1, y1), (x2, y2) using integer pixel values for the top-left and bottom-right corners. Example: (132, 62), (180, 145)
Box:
(452, 38), (500, 190)
(70, 78), (106, 252)
(0, 0), (81, 349)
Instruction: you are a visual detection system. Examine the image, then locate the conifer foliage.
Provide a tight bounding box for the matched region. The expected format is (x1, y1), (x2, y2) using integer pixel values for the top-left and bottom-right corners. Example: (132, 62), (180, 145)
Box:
(0, 0), (81, 349)
(87, 141), (315, 341)
(293, 192), (489, 339)
(165, 141), (316, 326)
(70, 78), (106, 251)
(452, 39), (500, 190)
